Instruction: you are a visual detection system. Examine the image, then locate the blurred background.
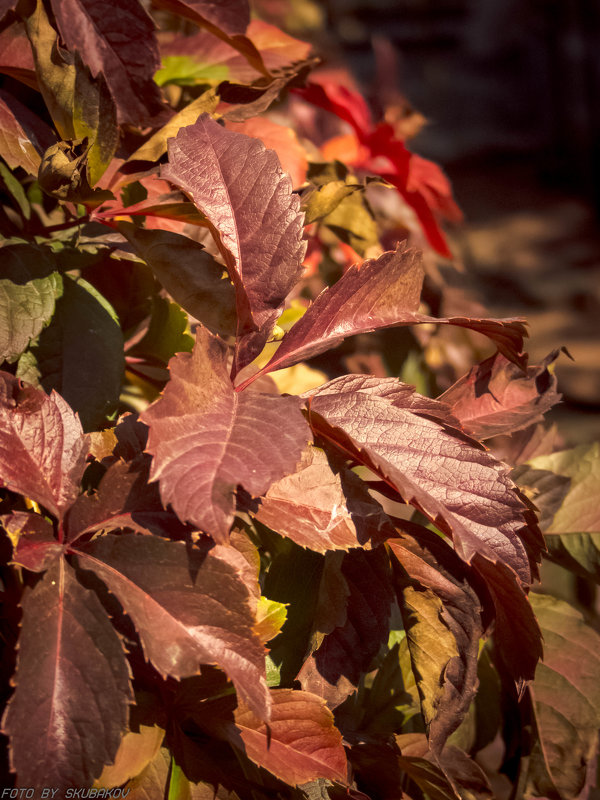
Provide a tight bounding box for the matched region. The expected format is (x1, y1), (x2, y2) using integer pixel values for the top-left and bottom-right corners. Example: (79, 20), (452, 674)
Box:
(266, 0), (600, 442)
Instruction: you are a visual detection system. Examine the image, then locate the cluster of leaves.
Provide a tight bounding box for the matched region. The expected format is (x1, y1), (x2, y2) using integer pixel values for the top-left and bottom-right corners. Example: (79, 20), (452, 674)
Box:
(1, 0), (600, 797)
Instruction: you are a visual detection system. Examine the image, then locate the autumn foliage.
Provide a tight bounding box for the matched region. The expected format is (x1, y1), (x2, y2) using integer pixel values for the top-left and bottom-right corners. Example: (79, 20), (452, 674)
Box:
(1, 0), (600, 797)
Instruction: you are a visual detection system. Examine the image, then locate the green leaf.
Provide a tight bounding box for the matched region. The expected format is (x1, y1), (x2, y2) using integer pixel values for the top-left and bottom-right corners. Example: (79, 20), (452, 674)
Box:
(72, 53), (118, 186)
(321, 185), (379, 257)
(0, 159), (31, 218)
(526, 593), (600, 800)
(0, 243), (63, 363)
(20, 275), (124, 431)
(154, 56), (230, 87)
(515, 443), (600, 582)
(131, 296), (194, 366)
(255, 596), (287, 645)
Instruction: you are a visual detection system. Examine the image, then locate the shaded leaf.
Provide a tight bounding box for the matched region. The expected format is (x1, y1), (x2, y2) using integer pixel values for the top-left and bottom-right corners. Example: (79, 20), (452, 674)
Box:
(141, 327), (311, 543)
(388, 529), (483, 754)
(23, 275), (124, 432)
(0, 242), (63, 363)
(65, 456), (172, 542)
(229, 688), (347, 785)
(0, 371), (87, 521)
(2, 559), (132, 789)
(526, 594), (600, 800)
(306, 377), (541, 584)
(38, 139), (112, 205)
(72, 53), (118, 186)
(49, 0), (168, 126)
(245, 246), (526, 386)
(297, 548), (394, 709)
(249, 445), (394, 552)
(119, 224), (237, 339)
(439, 350), (562, 440)
(3, 511), (64, 572)
(0, 88), (55, 173)
(161, 113), (306, 373)
(74, 533), (270, 719)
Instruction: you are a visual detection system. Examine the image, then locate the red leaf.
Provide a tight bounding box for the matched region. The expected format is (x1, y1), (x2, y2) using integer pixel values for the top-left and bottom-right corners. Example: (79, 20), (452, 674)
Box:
(162, 114), (306, 373)
(474, 556), (542, 685)
(49, 0), (169, 126)
(65, 456), (180, 542)
(439, 350), (562, 440)
(0, 372), (88, 523)
(0, 23), (37, 89)
(2, 559), (132, 789)
(230, 688), (348, 785)
(297, 548), (394, 708)
(161, 0), (250, 35)
(250, 445), (394, 552)
(3, 511), (64, 572)
(0, 88), (55, 173)
(141, 327), (311, 543)
(306, 377), (542, 585)
(74, 533), (270, 719)
(243, 246), (527, 388)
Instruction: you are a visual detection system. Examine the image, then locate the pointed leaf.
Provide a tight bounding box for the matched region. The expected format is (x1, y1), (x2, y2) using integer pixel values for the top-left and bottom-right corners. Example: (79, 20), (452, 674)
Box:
(0, 371), (87, 521)
(388, 530), (483, 753)
(2, 559), (132, 789)
(141, 327), (311, 543)
(3, 511), (64, 572)
(297, 548), (394, 708)
(49, 0), (168, 126)
(515, 443), (600, 582)
(306, 377), (542, 584)
(439, 350), (562, 440)
(0, 242), (63, 363)
(230, 688), (347, 785)
(74, 533), (270, 719)
(526, 593), (600, 800)
(21, 275), (124, 432)
(0, 22), (37, 89)
(119, 225), (237, 339)
(248, 246), (526, 385)
(250, 445), (395, 552)
(0, 88), (55, 173)
(65, 456), (173, 542)
(162, 113), (306, 372)
(127, 90), (219, 164)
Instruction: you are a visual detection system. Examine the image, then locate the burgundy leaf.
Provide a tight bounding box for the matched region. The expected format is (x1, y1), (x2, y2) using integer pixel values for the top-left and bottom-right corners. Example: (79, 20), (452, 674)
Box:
(2, 559), (132, 789)
(0, 88), (55, 173)
(141, 327), (311, 543)
(49, 0), (169, 126)
(439, 350), (562, 440)
(73, 533), (270, 719)
(153, 0), (268, 80)
(158, 0), (250, 35)
(250, 445), (395, 552)
(241, 246), (526, 387)
(0, 0), (18, 23)
(473, 556), (542, 685)
(65, 456), (179, 542)
(3, 511), (64, 572)
(297, 548), (394, 709)
(388, 529), (483, 754)
(162, 114), (306, 373)
(306, 377), (543, 585)
(0, 372), (88, 522)
(230, 688), (348, 785)
(0, 23), (37, 89)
